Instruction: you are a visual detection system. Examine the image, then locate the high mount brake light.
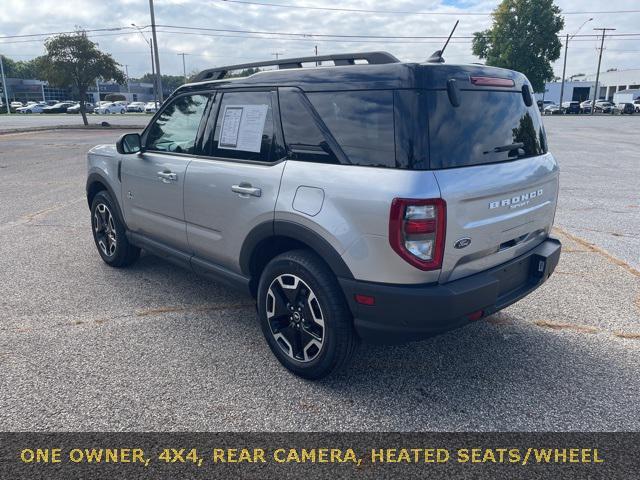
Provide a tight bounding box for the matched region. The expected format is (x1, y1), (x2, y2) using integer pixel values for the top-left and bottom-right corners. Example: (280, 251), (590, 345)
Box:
(470, 76), (515, 88)
(389, 198), (446, 271)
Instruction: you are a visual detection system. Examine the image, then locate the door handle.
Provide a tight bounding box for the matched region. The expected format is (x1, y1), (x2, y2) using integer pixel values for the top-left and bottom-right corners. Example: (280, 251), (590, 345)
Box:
(157, 171), (178, 183)
(231, 183), (262, 197)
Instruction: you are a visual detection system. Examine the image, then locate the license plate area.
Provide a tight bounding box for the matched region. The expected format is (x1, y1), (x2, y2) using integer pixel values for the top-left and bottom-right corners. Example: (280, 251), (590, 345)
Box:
(496, 257), (533, 298)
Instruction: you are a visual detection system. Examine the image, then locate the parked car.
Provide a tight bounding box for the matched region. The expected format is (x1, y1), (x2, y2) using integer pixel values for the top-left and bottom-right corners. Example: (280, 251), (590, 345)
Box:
(45, 100), (59, 106)
(86, 52), (561, 379)
(593, 101), (614, 113)
(634, 100), (640, 113)
(537, 100), (555, 112)
(579, 100), (592, 113)
(9, 101), (24, 112)
(613, 103), (634, 115)
(16, 102), (47, 114)
(94, 102), (127, 114)
(543, 104), (561, 115)
(561, 101), (580, 114)
(126, 101), (146, 112)
(42, 102), (75, 113)
(66, 102), (95, 114)
(144, 101), (159, 113)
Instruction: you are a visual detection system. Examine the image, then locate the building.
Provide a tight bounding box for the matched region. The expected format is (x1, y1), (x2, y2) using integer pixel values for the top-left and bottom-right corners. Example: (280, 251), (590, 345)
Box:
(2, 77), (165, 103)
(537, 69), (640, 104)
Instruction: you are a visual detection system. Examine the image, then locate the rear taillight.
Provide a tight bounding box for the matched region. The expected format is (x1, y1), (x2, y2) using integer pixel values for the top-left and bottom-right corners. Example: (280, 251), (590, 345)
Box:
(389, 198), (446, 271)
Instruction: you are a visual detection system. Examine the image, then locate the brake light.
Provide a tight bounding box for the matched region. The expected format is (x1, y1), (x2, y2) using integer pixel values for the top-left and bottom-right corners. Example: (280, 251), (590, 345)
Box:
(470, 76), (515, 88)
(389, 198), (446, 270)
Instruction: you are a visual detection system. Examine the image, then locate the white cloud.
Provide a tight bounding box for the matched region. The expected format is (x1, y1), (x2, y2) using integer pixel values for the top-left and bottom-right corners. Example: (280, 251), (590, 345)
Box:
(0, 0), (638, 79)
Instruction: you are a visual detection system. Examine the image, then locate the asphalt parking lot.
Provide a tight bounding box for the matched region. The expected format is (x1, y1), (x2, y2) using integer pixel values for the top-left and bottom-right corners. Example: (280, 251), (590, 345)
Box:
(0, 116), (638, 431)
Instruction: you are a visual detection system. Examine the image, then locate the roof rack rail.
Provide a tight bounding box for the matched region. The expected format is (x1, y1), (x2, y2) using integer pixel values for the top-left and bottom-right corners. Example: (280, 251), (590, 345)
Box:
(192, 51), (400, 82)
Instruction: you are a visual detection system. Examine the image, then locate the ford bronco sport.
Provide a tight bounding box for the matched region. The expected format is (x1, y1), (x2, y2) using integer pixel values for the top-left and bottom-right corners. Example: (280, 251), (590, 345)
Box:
(86, 52), (561, 379)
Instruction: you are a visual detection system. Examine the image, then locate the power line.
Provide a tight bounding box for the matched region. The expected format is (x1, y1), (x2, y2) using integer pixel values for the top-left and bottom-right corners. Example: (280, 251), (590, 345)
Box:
(217, 0), (640, 16)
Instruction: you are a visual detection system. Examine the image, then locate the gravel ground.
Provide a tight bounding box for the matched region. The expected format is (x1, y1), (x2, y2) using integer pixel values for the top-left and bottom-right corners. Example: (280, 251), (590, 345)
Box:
(0, 120), (638, 432)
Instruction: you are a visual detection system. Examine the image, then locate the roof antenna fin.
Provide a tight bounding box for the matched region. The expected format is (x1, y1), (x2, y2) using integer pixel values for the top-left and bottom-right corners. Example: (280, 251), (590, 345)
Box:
(427, 20), (459, 63)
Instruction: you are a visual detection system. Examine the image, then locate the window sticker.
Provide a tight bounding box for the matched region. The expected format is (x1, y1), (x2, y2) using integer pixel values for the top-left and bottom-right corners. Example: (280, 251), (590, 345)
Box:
(219, 104), (269, 153)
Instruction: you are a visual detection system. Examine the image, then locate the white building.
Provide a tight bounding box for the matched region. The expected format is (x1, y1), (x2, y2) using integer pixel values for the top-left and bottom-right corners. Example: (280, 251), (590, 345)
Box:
(536, 69), (640, 104)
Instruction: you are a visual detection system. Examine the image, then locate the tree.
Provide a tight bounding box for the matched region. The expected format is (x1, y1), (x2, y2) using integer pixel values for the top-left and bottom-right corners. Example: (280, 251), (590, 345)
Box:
(132, 73), (184, 93)
(40, 31), (124, 125)
(472, 0), (564, 92)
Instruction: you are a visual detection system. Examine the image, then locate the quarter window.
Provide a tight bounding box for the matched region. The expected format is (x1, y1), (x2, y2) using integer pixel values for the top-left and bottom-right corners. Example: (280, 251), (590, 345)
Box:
(307, 90), (396, 168)
(146, 94), (209, 154)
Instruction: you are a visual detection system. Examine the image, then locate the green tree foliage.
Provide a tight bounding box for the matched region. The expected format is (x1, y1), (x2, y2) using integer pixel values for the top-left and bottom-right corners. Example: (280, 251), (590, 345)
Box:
(132, 73), (185, 92)
(472, 0), (564, 92)
(40, 31), (124, 125)
(0, 56), (46, 80)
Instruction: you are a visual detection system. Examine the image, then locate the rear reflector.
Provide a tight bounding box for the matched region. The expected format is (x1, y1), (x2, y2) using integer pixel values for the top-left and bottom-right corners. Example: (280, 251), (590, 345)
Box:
(355, 294), (375, 306)
(470, 76), (515, 88)
(467, 310), (484, 321)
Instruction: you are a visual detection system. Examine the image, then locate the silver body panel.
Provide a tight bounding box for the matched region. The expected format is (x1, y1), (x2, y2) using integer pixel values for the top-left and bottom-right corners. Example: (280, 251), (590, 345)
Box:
(184, 157), (285, 272)
(87, 147), (558, 286)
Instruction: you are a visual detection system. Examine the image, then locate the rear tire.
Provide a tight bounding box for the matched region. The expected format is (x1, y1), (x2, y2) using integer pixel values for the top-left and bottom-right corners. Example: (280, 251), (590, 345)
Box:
(90, 191), (140, 267)
(257, 250), (358, 379)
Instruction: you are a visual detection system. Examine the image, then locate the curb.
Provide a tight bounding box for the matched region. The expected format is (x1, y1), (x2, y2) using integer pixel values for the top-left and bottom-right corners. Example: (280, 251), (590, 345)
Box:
(0, 124), (146, 135)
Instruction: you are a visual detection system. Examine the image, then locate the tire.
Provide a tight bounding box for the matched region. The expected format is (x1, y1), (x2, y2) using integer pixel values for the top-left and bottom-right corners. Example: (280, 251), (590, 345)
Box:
(90, 190), (140, 267)
(120, 109), (125, 114)
(257, 249), (358, 379)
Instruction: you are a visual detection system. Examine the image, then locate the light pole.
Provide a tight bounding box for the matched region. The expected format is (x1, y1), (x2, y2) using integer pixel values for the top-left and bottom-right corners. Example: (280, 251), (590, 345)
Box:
(148, 0), (164, 102)
(591, 27), (616, 115)
(132, 23), (158, 106)
(177, 53), (189, 83)
(0, 54), (10, 115)
(559, 17), (592, 110)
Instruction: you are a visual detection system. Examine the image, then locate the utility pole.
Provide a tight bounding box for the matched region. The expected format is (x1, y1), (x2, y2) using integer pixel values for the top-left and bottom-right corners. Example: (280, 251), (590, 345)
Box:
(559, 18), (592, 110)
(272, 52), (283, 60)
(132, 23), (158, 106)
(0, 55), (10, 114)
(149, 0), (164, 102)
(315, 45), (318, 66)
(178, 53), (189, 83)
(591, 27), (616, 115)
(124, 64), (131, 95)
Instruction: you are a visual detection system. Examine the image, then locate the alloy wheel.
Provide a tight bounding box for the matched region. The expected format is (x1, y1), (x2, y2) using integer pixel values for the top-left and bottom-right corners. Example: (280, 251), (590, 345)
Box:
(266, 274), (325, 363)
(93, 203), (117, 257)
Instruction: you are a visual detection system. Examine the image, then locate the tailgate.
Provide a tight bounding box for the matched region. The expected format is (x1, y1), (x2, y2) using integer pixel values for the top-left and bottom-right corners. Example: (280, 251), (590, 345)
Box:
(435, 154), (559, 283)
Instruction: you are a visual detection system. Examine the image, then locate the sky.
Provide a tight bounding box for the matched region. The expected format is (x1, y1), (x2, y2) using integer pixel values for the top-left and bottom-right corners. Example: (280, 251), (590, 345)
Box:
(0, 0), (639, 80)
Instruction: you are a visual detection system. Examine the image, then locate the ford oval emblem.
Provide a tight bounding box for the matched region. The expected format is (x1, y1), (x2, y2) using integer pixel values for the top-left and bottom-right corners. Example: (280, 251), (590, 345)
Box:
(454, 237), (472, 249)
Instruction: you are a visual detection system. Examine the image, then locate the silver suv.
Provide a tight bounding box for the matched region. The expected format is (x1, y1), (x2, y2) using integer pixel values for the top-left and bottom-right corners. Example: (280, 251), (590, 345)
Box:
(86, 52), (561, 379)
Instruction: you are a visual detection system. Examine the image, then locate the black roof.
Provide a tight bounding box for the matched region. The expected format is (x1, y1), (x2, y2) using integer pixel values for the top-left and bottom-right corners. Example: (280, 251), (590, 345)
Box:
(177, 52), (529, 95)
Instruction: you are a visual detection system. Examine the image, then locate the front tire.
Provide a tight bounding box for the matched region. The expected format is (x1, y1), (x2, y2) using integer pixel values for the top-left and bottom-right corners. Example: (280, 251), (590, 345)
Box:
(90, 191), (140, 267)
(257, 250), (358, 379)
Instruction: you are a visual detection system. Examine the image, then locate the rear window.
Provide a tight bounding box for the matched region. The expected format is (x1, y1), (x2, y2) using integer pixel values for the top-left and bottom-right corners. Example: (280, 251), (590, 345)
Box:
(427, 90), (547, 169)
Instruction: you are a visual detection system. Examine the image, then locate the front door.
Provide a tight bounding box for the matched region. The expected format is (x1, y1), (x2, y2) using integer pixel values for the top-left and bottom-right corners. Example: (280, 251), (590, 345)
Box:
(121, 93), (210, 251)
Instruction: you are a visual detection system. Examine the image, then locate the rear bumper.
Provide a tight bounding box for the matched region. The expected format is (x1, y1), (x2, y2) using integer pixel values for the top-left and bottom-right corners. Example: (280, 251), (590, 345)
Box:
(339, 237), (561, 344)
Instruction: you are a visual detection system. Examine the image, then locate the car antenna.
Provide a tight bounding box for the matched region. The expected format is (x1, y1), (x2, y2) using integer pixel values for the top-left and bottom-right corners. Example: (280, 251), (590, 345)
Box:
(427, 20), (459, 63)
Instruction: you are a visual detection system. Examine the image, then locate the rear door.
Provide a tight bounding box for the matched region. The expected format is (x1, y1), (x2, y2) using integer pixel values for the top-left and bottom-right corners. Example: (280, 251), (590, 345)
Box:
(121, 93), (210, 251)
(183, 89), (286, 273)
(427, 87), (559, 283)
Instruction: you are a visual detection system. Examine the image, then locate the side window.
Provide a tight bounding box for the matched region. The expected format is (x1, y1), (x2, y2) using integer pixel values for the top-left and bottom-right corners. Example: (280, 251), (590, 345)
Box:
(210, 91), (274, 162)
(145, 94), (209, 154)
(279, 88), (339, 164)
(307, 90), (396, 168)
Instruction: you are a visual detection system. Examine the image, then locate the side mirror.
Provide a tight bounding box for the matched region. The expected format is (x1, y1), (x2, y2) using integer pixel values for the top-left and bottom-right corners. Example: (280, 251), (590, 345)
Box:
(116, 133), (142, 154)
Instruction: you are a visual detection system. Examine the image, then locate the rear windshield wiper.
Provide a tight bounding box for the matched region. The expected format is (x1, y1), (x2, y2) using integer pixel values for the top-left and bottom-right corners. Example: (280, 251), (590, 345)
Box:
(484, 142), (525, 154)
